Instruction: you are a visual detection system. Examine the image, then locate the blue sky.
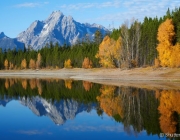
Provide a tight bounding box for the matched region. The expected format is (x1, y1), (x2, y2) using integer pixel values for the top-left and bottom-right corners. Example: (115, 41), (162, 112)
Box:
(1, 0), (179, 38)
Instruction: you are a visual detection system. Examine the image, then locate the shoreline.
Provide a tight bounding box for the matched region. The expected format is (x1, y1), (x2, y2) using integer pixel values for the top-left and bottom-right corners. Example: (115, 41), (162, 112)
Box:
(0, 67), (179, 80)
(0, 67), (180, 90)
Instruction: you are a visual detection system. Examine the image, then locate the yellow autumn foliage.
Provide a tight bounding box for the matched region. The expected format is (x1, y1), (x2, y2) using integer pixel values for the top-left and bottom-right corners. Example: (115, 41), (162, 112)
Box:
(64, 59), (72, 68)
(29, 59), (36, 69)
(83, 81), (93, 91)
(4, 59), (8, 70)
(154, 58), (160, 68)
(9, 79), (15, 87)
(157, 18), (180, 67)
(5, 79), (9, 89)
(29, 79), (37, 89)
(65, 80), (72, 89)
(96, 36), (122, 68)
(170, 43), (180, 67)
(36, 79), (42, 95)
(21, 59), (27, 69)
(36, 53), (42, 69)
(96, 85), (123, 118)
(82, 57), (93, 69)
(158, 90), (180, 134)
(21, 79), (27, 90)
(113, 37), (122, 63)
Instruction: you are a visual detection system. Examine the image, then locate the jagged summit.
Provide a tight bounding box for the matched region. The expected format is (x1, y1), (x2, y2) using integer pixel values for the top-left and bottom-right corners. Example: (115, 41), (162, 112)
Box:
(17, 10), (108, 50)
(0, 96), (96, 125)
(0, 32), (7, 39)
(0, 11), (108, 51)
(0, 32), (24, 51)
(45, 10), (64, 24)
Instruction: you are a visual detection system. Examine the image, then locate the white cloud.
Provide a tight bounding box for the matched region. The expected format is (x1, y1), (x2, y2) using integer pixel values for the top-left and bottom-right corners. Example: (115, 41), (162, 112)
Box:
(13, 2), (49, 8)
(16, 130), (43, 135)
(94, 0), (179, 25)
(59, 0), (121, 10)
(58, 0), (178, 28)
(63, 124), (124, 132)
(16, 130), (52, 135)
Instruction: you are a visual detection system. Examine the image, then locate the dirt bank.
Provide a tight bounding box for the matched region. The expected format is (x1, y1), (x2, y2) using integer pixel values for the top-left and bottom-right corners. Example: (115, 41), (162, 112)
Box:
(0, 67), (180, 89)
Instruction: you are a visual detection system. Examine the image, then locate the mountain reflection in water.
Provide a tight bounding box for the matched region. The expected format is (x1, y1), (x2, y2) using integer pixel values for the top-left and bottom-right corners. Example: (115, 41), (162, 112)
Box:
(0, 78), (179, 139)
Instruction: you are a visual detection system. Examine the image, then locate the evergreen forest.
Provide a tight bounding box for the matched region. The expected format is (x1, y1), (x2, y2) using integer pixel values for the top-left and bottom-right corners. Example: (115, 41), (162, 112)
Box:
(0, 7), (180, 70)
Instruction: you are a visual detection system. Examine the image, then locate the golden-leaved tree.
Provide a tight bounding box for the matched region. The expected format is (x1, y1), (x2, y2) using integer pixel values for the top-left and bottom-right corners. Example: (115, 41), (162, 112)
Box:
(36, 53), (42, 69)
(21, 59), (27, 69)
(113, 37), (122, 68)
(4, 59), (8, 70)
(82, 57), (93, 68)
(64, 59), (72, 68)
(29, 59), (36, 69)
(157, 18), (180, 67)
(170, 43), (180, 67)
(95, 36), (122, 68)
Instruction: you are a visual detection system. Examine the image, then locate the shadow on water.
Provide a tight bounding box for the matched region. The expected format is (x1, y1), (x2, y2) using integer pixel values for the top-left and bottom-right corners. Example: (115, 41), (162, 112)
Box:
(0, 78), (180, 139)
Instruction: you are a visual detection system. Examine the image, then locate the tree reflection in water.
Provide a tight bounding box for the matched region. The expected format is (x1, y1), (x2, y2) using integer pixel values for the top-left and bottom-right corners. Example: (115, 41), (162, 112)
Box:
(0, 78), (180, 138)
(158, 90), (180, 134)
(97, 85), (158, 136)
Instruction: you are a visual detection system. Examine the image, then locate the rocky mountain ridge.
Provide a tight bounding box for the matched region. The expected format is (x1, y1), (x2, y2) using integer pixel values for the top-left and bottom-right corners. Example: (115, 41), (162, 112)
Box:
(1, 10), (108, 50)
(13, 10), (108, 50)
(0, 32), (24, 51)
(0, 96), (96, 125)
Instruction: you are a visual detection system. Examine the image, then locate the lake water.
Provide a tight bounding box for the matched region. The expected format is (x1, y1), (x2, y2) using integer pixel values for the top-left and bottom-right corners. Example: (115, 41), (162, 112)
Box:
(0, 78), (178, 140)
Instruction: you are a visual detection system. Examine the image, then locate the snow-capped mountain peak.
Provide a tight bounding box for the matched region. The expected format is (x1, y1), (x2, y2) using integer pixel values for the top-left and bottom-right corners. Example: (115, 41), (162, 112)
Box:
(17, 10), (109, 50)
(0, 96), (96, 125)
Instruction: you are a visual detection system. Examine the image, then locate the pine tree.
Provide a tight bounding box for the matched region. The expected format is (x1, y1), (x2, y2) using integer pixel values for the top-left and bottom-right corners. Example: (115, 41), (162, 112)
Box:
(94, 30), (103, 45)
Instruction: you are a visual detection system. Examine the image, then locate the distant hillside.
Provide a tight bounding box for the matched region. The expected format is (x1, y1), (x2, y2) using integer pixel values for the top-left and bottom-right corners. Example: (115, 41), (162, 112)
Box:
(0, 32), (24, 51)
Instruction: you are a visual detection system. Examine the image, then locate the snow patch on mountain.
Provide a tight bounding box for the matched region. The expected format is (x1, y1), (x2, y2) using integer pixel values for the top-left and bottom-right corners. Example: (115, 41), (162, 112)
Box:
(20, 96), (96, 125)
(17, 10), (109, 50)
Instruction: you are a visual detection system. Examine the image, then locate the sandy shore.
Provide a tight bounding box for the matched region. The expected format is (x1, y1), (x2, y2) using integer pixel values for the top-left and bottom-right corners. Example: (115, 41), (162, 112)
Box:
(0, 67), (180, 89)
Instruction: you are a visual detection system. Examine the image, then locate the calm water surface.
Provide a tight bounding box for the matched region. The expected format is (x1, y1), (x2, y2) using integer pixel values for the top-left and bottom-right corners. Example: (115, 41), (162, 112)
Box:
(0, 78), (177, 140)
